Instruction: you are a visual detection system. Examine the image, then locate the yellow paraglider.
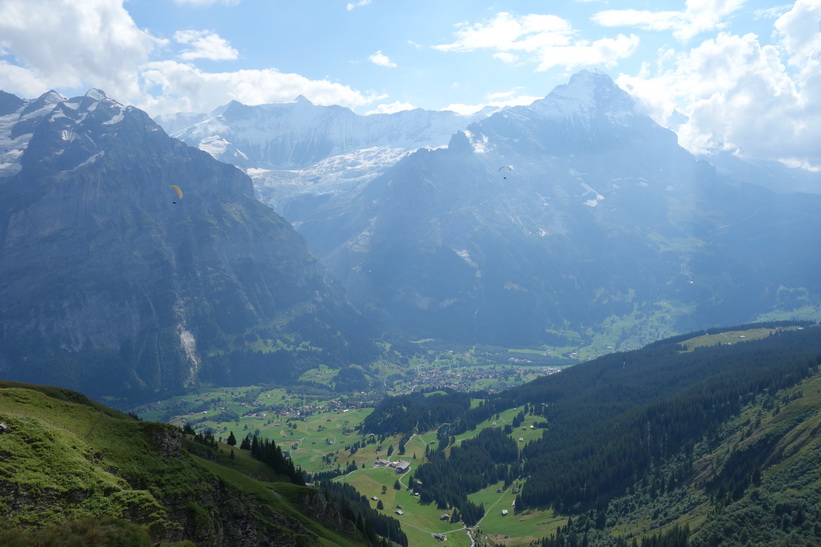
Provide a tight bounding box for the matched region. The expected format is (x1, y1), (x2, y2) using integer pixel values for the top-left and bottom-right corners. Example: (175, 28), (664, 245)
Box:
(170, 185), (183, 204)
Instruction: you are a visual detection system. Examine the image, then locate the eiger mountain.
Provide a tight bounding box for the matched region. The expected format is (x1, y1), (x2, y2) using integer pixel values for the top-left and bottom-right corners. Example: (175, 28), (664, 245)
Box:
(171, 71), (821, 349)
(0, 89), (373, 403)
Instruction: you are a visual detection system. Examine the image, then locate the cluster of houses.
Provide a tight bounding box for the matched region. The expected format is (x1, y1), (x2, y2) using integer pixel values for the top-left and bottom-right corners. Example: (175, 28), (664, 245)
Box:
(374, 458), (411, 473)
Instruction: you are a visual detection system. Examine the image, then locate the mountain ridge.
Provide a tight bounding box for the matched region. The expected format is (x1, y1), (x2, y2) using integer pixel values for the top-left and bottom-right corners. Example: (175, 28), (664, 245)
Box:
(0, 89), (375, 404)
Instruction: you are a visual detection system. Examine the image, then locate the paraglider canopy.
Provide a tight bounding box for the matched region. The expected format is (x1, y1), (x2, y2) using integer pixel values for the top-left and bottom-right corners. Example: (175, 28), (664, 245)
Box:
(170, 185), (182, 204)
(499, 165), (513, 179)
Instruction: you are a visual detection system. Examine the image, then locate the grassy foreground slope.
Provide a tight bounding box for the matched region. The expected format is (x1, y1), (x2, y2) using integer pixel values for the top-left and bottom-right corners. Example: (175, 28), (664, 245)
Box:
(0, 381), (368, 546)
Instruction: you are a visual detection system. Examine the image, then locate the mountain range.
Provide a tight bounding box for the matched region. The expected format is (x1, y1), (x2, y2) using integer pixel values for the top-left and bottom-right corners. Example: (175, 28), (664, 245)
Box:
(0, 89), (373, 404)
(3, 71), (821, 403)
(169, 71), (821, 350)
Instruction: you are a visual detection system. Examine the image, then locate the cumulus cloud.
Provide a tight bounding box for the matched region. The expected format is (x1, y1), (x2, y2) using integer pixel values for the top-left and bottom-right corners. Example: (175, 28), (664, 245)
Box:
(593, 0), (747, 42)
(174, 30), (238, 61)
(0, 0), (383, 117)
(434, 12), (638, 71)
(368, 50), (397, 68)
(137, 61), (386, 115)
(617, 0), (821, 169)
(0, 0), (159, 100)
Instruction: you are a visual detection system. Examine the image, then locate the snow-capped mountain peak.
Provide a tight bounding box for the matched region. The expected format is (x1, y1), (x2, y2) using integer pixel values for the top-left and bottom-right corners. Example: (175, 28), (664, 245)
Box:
(528, 69), (636, 122)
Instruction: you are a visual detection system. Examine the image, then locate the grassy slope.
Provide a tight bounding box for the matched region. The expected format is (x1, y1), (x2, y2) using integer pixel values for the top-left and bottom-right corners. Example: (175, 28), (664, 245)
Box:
(0, 380), (363, 546)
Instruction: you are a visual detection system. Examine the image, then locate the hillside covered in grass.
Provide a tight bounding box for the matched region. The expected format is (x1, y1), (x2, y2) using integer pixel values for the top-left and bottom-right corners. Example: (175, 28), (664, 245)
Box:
(0, 380), (400, 546)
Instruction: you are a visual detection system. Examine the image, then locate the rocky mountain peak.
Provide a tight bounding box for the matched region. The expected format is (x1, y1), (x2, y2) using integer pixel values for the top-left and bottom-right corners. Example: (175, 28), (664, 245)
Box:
(526, 69), (636, 122)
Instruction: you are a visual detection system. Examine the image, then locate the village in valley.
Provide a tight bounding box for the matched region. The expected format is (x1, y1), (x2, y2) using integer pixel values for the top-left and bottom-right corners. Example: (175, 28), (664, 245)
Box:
(132, 357), (565, 546)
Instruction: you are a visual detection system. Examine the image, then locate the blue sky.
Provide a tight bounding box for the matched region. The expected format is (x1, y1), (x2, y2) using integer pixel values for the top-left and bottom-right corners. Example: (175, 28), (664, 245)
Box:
(1, 1), (820, 169)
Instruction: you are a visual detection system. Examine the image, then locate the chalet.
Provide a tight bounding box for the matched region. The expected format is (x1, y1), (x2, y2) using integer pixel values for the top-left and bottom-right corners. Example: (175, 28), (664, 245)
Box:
(395, 461), (411, 473)
(395, 510), (404, 515)
(440, 513), (450, 521)
(502, 509), (509, 516)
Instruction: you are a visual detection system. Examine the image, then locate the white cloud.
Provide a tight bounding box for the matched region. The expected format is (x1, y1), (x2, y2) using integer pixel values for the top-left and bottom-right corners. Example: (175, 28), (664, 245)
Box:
(346, 0), (371, 11)
(0, 0), (384, 118)
(174, 30), (238, 61)
(753, 5), (793, 20)
(493, 52), (519, 64)
(137, 61), (386, 115)
(534, 34), (640, 71)
(434, 12), (638, 71)
(435, 12), (573, 53)
(368, 50), (397, 68)
(366, 101), (415, 115)
(617, 0), (821, 169)
(0, 60), (51, 98)
(0, 0), (159, 101)
(593, 0), (747, 42)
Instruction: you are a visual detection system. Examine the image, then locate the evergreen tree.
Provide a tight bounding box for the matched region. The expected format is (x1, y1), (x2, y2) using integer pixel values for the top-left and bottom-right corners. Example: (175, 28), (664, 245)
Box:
(227, 431), (237, 446)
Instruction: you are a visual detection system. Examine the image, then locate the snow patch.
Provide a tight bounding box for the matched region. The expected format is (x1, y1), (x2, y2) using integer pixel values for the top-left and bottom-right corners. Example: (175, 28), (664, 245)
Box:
(455, 249), (478, 268)
(72, 151), (105, 170)
(199, 135), (231, 156)
(102, 111), (124, 125)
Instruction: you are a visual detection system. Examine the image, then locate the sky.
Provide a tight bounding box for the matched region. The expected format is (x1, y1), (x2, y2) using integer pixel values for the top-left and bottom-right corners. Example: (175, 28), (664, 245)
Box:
(0, 0), (819, 169)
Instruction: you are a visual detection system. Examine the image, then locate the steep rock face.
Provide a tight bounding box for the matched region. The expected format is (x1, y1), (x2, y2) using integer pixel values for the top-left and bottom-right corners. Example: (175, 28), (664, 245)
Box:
(300, 71), (821, 347)
(0, 90), (373, 402)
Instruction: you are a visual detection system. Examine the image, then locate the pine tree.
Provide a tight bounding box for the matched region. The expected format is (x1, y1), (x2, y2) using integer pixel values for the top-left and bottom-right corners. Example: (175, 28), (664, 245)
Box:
(227, 431), (237, 446)
(240, 434), (252, 450)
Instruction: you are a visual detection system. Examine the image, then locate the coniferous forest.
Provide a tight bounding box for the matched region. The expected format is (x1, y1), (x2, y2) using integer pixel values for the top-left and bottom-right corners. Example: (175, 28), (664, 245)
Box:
(362, 322), (821, 544)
